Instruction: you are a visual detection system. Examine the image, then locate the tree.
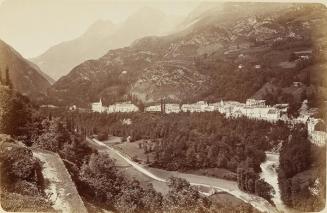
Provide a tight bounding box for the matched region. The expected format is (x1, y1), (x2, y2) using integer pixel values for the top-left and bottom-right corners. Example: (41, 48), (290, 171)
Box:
(114, 179), (144, 213)
(146, 154), (150, 164)
(32, 119), (60, 152)
(141, 184), (163, 213)
(279, 126), (310, 178)
(278, 126), (316, 210)
(163, 177), (210, 213)
(255, 179), (274, 203)
(79, 153), (121, 205)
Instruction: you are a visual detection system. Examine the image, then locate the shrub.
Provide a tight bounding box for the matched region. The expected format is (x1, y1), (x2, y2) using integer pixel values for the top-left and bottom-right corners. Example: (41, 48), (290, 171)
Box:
(13, 180), (39, 196)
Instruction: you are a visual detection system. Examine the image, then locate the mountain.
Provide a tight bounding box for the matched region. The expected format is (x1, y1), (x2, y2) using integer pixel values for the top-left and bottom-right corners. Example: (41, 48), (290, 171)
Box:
(0, 39), (51, 101)
(27, 60), (55, 84)
(31, 19), (117, 81)
(31, 7), (182, 81)
(47, 3), (327, 108)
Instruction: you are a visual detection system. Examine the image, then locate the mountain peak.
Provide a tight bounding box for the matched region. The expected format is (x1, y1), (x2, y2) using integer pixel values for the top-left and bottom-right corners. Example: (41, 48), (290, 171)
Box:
(83, 19), (116, 38)
(31, 5), (180, 81)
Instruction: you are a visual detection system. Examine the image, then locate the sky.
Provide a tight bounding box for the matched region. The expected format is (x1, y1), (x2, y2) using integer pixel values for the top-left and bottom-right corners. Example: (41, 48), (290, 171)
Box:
(0, 0), (201, 58)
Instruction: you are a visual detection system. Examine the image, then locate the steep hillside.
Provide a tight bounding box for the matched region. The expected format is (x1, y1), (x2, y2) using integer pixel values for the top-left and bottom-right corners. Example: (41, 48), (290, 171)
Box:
(48, 3), (327, 108)
(32, 7), (181, 81)
(0, 39), (51, 101)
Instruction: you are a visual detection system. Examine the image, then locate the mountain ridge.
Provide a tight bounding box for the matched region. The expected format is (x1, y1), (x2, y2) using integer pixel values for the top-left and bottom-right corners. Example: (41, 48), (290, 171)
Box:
(31, 7), (182, 81)
(46, 3), (327, 108)
(0, 39), (51, 100)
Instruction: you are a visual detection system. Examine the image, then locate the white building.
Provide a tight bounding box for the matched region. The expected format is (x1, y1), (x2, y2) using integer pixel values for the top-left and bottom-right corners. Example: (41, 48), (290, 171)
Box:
(91, 99), (106, 113)
(107, 102), (139, 113)
(91, 100), (139, 113)
(69, 105), (77, 111)
(307, 118), (320, 133)
(145, 105), (161, 112)
(246, 99), (266, 107)
(310, 131), (327, 146)
(203, 105), (215, 112)
(165, 104), (181, 114)
(274, 104), (289, 113)
(221, 99), (281, 121)
(266, 109), (281, 121)
(181, 104), (196, 112)
(181, 101), (209, 112)
(306, 118), (326, 146)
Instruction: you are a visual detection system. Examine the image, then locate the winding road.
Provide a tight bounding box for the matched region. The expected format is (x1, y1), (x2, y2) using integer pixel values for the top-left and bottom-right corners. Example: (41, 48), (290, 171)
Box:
(87, 137), (279, 213)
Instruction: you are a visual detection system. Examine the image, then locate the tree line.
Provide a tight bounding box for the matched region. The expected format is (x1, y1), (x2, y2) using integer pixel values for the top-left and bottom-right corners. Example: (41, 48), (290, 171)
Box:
(62, 110), (300, 203)
(27, 115), (262, 213)
(278, 126), (326, 211)
(0, 87), (263, 213)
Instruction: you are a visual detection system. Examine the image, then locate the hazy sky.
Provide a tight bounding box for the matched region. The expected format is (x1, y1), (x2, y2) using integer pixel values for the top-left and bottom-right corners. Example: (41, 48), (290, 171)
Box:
(0, 0), (201, 58)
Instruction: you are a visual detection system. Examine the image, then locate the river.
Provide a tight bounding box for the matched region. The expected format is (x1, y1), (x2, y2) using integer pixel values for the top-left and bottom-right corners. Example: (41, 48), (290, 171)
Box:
(260, 152), (297, 213)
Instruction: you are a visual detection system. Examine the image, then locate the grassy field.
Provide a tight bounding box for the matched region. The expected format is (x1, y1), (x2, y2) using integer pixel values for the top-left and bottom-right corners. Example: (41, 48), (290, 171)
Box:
(87, 137), (169, 194)
(101, 136), (122, 145)
(112, 139), (238, 181)
(112, 139), (155, 164)
(209, 192), (245, 206)
(186, 168), (237, 181)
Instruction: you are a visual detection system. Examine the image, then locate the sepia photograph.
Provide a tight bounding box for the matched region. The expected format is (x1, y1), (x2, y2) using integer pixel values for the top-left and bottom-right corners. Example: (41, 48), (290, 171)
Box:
(0, 0), (326, 212)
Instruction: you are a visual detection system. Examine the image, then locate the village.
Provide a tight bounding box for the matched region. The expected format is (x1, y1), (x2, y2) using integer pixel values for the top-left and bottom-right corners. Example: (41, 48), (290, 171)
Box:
(90, 98), (327, 146)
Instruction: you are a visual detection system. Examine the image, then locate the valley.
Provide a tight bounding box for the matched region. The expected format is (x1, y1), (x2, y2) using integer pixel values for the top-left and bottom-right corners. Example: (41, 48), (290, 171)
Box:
(0, 2), (326, 213)
(87, 136), (278, 213)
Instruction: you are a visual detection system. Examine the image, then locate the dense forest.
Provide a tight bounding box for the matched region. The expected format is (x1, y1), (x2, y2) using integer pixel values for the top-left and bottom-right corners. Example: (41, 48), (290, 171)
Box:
(0, 82), (52, 211)
(1, 82), (263, 212)
(278, 126), (326, 211)
(1, 74), (325, 211)
(65, 111), (290, 171)
(0, 134), (52, 211)
(59, 110), (299, 202)
(30, 115), (264, 213)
